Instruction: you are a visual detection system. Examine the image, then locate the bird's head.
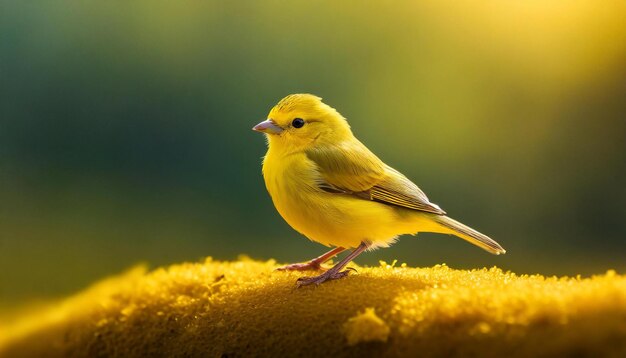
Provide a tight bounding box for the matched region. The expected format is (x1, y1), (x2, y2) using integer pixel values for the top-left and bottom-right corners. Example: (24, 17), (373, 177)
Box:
(253, 94), (353, 151)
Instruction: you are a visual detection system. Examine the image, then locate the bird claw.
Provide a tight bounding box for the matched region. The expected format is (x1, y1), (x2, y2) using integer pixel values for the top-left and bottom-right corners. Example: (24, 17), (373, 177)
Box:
(295, 269), (352, 287)
(276, 261), (324, 271)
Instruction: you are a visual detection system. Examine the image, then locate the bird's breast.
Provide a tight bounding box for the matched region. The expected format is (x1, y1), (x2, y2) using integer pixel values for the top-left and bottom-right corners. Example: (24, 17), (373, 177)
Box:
(262, 151), (346, 245)
(262, 151), (321, 215)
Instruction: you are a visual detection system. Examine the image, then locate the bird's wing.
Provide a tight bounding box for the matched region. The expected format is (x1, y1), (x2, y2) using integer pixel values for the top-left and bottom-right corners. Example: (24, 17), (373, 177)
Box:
(305, 141), (446, 215)
(305, 140), (386, 192)
(370, 166), (446, 215)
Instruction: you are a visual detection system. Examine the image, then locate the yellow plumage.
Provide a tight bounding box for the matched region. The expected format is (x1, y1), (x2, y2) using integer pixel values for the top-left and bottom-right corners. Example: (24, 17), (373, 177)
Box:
(253, 94), (505, 286)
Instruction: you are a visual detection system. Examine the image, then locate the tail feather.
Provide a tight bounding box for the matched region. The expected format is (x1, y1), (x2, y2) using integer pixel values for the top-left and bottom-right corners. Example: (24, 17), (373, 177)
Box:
(433, 216), (506, 255)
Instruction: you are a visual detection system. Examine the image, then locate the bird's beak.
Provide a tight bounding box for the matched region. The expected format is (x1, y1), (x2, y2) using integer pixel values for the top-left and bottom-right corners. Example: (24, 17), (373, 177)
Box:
(252, 119), (283, 134)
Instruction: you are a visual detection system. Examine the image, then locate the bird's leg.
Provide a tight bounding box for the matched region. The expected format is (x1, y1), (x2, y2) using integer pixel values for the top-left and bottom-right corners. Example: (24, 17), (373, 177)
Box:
(276, 246), (346, 271)
(296, 242), (369, 287)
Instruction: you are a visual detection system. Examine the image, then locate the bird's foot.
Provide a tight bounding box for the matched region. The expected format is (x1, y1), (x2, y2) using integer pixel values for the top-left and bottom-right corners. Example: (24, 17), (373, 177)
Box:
(295, 267), (356, 287)
(276, 261), (324, 271)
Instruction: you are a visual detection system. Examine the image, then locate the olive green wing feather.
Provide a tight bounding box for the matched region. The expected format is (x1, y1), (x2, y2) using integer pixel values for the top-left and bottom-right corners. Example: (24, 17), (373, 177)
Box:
(305, 140), (386, 192)
(371, 167), (446, 215)
(306, 141), (446, 215)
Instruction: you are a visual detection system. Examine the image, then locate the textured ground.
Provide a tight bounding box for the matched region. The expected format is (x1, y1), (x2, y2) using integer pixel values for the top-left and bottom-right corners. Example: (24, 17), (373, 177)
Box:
(1, 258), (625, 357)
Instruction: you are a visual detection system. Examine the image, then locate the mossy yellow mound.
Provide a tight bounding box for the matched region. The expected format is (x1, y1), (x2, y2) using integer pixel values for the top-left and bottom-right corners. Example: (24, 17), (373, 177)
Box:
(1, 259), (626, 357)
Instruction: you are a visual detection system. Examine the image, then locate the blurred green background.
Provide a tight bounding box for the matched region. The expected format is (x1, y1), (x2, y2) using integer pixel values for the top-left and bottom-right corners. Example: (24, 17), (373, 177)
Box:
(1, 1), (625, 306)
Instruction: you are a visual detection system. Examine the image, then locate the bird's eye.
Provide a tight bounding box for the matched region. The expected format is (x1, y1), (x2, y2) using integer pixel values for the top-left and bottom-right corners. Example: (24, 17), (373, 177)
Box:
(292, 118), (305, 128)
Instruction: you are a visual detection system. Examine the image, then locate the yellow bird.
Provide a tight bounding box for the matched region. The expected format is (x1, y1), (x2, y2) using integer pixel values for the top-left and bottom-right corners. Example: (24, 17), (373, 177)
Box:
(253, 94), (505, 286)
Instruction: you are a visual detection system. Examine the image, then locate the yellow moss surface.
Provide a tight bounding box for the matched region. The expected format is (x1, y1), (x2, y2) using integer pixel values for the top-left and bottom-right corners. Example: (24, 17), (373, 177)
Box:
(1, 258), (626, 357)
(343, 308), (390, 345)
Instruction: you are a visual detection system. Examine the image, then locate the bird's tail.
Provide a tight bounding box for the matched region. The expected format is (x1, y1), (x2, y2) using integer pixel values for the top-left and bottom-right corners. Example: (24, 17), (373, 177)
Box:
(432, 216), (506, 255)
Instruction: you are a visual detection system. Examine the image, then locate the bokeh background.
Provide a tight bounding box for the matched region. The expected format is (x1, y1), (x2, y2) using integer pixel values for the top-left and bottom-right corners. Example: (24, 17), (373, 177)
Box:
(1, 1), (625, 307)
